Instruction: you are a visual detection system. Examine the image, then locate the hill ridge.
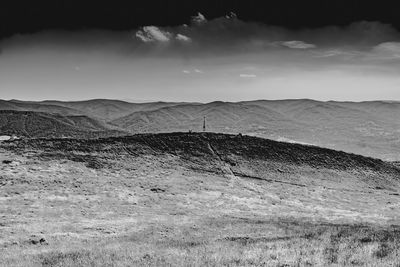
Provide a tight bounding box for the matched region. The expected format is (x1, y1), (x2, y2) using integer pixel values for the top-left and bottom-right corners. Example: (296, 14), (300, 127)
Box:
(2, 98), (400, 160)
(4, 132), (399, 176)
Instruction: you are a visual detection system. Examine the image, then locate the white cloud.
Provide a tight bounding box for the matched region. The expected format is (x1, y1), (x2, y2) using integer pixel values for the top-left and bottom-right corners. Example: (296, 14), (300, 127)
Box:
(225, 12), (237, 19)
(176, 34), (191, 42)
(372, 42), (400, 58)
(282, 40), (316, 49)
(135, 26), (172, 42)
(312, 49), (361, 58)
(313, 50), (344, 57)
(182, 69), (203, 74)
(191, 12), (207, 25)
(239, 74), (257, 78)
(136, 27), (192, 43)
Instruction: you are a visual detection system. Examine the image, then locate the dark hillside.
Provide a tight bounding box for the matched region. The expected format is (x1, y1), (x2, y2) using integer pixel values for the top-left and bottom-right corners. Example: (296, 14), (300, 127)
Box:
(0, 99), (82, 115)
(4, 132), (399, 189)
(0, 110), (125, 138)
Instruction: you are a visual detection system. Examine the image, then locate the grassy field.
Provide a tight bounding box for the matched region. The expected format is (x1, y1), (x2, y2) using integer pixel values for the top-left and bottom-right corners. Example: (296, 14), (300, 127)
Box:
(1, 133), (400, 266)
(3, 218), (400, 266)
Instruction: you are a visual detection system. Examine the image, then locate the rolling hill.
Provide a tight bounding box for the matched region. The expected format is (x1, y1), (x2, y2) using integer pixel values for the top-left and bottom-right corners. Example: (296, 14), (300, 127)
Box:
(1, 98), (400, 160)
(0, 110), (125, 138)
(39, 99), (192, 120)
(0, 99), (83, 115)
(1, 132), (400, 265)
(5, 132), (400, 192)
(110, 100), (400, 160)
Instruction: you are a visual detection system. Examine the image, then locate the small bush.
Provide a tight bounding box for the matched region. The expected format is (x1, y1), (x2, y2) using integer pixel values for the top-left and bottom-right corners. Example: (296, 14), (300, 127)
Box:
(374, 243), (391, 259)
(39, 250), (91, 266)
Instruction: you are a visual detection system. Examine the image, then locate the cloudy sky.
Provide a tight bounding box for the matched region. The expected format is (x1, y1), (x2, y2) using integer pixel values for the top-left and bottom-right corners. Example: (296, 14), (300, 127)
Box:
(1, 8), (400, 101)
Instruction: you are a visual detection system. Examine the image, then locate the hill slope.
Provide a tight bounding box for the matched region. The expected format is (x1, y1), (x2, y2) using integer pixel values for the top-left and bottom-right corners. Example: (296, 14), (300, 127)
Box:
(111, 100), (400, 160)
(40, 99), (190, 120)
(2, 132), (400, 266)
(0, 99), (83, 115)
(0, 110), (125, 138)
(5, 132), (400, 190)
(2, 98), (400, 160)
(1, 99), (191, 121)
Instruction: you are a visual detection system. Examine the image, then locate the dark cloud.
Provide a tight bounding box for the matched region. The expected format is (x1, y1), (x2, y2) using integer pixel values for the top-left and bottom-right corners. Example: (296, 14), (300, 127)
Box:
(2, 0), (400, 40)
(1, 14), (400, 62)
(130, 17), (400, 53)
(1, 13), (400, 102)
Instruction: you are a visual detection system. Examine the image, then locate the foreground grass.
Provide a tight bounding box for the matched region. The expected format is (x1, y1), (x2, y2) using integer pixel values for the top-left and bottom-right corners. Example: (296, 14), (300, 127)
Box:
(2, 135), (400, 267)
(2, 218), (400, 267)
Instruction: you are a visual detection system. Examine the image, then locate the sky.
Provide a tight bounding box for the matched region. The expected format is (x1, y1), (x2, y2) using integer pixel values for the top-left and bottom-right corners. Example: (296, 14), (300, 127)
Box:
(1, 1), (400, 102)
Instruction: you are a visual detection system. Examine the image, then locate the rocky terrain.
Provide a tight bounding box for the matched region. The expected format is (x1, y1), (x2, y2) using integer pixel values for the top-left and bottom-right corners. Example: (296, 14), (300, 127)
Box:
(1, 132), (400, 266)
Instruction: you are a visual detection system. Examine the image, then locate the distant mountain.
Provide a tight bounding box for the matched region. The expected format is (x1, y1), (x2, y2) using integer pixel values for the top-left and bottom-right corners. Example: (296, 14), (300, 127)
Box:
(242, 100), (400, 161)
(39, 99), (192, 120)
(0, 110), (125, 138)
(1, 99), (191, 121)
(0, 99), (83, 116)
(111, 100), (400, 161)
(111, 101), (292, 133)
(1, 98), (400, 160)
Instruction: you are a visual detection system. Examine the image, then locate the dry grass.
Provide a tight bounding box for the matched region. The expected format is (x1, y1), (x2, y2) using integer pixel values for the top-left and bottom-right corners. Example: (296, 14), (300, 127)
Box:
(3, 218), (400, 267)
(2, 134), (400, 266)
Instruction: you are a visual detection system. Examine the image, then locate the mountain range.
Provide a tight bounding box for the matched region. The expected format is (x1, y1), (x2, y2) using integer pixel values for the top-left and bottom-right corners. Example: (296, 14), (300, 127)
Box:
(1, 98), (400, 160)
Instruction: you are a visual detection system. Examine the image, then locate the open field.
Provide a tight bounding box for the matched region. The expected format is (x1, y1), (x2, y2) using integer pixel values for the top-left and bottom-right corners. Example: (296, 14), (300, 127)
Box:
(1, 133), (400, 266)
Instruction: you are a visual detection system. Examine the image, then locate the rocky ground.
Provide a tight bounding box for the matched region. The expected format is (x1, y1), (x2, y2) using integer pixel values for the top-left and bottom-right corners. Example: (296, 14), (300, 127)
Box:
(1, 133), (400, 266)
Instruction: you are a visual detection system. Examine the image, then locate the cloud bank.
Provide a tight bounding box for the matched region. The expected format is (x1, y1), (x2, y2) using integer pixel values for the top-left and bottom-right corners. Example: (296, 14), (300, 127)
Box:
(2, 12), (400, 62)
(128, 14), (400, 63)
(1, 13), (400, 102)
(372, 42), (400, 59)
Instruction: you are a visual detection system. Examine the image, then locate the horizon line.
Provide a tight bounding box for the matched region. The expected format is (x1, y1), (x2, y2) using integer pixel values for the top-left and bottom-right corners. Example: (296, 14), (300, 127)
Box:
(2, 98), (400, 105)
